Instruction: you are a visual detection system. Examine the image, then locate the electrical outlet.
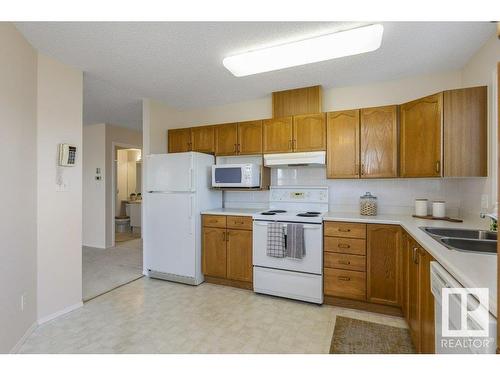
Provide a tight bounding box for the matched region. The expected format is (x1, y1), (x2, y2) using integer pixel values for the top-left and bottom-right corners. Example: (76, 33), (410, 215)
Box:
(480, 194), (489, 210)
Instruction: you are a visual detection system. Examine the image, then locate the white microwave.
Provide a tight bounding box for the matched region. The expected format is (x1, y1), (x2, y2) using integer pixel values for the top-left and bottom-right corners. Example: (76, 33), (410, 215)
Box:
(211, 164), (261, 188)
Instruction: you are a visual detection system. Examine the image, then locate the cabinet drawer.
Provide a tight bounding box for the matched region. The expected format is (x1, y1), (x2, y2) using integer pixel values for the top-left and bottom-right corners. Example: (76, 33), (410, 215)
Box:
(324, 253), (366, 272)
(202, 215), (226, 228)
(324, 268), (366, 301)
(324, 237), (366, 255)
(226, 216), (252, 230)
(324, 222), (366, 238)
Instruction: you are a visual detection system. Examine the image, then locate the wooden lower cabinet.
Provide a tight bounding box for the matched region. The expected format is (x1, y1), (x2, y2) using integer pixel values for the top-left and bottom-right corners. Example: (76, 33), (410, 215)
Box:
(202, 215), (253, 288)
(367, 224), (401, 306)
(202, 227), (227, 278)
(227, 229), (253, 282)
(324, 221), (435, 354)
(404, 233), (435, 354)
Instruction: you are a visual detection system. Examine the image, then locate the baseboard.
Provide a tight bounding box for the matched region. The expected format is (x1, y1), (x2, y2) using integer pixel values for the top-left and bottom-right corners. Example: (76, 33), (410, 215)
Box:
(324, 296), (403, 317)
(37, 301), (83, 325)
(204, 276), (253, 290)
(9, 321), (38, 354)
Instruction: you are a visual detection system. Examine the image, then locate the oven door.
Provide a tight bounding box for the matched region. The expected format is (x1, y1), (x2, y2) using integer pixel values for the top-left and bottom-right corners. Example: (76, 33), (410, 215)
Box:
(252, 220), (323, 275)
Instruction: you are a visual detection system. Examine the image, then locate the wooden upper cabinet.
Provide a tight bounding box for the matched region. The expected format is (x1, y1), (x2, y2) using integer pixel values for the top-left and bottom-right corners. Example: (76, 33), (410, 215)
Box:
(168, 128), (191, 153)
(443, 86), (487, 177)
(326, 110), (360, 179)
(238, 120), (263, 155)
(191, 126), (215, 153)
(293, 113), (326, 152)
(360, 105), (398, 178)
(226, 229), (253, 282)
(263, 117), (293, 153)
(367, 224), (401, 306)
(215, 123), (238, 156)
(400, 93), (443, 177)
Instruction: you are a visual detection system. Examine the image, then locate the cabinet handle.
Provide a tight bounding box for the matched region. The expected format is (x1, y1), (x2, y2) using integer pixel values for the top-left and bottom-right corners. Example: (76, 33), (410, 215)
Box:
(338, 276), (351, 281)
(288, 140), (292, 150)
(361, 163), (366, 176)
(234, 143), (237, 152)
(293, 139), (297, 149)
(188, 142), (192, 151)
(225, 231), (229, 242)
(337, 243), (351, 249)
(436, 160), (441, 174)
(237, 144), (240, 153)
(338, 228), (351, 233)
(338, 260), (351, 265)
(222, 232), (226, 241)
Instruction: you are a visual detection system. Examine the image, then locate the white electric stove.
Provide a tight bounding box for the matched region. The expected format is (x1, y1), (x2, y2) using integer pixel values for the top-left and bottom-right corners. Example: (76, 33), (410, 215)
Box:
(252, 186), (328, 304)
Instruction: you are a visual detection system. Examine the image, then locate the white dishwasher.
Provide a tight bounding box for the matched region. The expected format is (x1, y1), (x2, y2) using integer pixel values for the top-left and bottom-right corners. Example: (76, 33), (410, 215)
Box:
(430, 261), (497, 354)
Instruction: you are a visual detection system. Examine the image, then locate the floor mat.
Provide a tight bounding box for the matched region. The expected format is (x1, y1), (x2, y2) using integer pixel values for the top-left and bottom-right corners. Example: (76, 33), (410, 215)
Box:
(330, 316), (415, 354)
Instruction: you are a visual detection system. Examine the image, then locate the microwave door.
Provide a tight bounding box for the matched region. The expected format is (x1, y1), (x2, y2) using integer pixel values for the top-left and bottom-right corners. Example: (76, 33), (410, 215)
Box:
(214, 167), (242, 186)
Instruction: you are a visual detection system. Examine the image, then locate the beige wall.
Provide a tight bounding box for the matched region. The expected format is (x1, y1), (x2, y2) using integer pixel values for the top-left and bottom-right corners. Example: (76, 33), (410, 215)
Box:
(105, 125), (142, 247)
(83, 123), (106, 248)
(459, 35), (500, 218)
(36, 53), (83, 322)
(0, 23), (37, 353)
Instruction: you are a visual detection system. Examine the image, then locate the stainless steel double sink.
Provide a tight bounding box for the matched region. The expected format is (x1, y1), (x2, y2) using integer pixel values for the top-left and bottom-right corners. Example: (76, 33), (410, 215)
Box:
(420, 227), (497, 254)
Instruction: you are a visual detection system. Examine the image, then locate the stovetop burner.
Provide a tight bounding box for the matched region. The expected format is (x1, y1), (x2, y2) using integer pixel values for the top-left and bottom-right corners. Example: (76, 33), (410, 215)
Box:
(267, 210), (287, 213)
(297, 213), (320, 217)
(261, 212), (276, 215)
(306, 211), (320, 215)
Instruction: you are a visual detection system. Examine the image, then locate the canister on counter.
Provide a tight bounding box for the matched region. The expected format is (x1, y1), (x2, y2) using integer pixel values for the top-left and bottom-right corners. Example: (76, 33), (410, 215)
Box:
(360, 192), (377, 216)
(415, 198), (428, 216)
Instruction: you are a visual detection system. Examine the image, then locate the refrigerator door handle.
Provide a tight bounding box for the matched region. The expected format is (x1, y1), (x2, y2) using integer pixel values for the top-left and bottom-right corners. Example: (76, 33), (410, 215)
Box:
(189, 168), (194, 191)
(189, 195), (194, 235)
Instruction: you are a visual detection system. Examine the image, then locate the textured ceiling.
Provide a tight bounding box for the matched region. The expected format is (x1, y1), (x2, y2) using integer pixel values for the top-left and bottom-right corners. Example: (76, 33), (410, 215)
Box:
(15, 22), (495, 130)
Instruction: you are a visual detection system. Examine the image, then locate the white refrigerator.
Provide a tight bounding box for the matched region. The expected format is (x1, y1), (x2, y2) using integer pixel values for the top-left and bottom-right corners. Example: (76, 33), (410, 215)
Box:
(144, 152), (221, 285)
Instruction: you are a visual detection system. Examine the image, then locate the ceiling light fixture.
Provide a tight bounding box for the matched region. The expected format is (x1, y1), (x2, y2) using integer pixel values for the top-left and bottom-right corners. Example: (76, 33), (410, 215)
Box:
(223, 24), (384, 77)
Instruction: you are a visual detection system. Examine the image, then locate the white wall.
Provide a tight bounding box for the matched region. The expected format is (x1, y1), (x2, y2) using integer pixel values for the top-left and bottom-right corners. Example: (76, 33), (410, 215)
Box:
(459, 35), (500, 219)
(36, 53), (83, 322)
(83, 123), (106, 248)
(0, 23), (38, 353)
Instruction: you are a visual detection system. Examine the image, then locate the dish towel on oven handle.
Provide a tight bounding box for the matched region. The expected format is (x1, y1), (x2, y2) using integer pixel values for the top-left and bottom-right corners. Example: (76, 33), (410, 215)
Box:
(286, 223), (305, 259)
(266, 222), (286, 258)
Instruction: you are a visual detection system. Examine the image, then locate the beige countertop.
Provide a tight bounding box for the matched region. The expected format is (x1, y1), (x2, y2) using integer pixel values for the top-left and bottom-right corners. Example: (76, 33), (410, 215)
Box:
(323, 212), (497, 317)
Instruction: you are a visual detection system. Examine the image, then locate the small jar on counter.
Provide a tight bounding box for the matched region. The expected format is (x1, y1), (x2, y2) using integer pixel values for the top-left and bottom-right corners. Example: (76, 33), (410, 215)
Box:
(360, 192), (377, 216)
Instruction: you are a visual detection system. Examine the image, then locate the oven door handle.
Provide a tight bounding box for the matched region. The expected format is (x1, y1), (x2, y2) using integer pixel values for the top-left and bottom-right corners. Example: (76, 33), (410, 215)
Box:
(253, 222), (322, 230)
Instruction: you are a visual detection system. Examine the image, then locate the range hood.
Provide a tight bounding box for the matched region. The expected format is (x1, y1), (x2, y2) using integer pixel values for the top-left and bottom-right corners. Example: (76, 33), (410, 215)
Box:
(264, 151), (326, 167)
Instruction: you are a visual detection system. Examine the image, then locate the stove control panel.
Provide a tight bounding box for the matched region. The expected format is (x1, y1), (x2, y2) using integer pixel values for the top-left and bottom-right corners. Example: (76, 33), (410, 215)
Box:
(270, 187), (328, 203)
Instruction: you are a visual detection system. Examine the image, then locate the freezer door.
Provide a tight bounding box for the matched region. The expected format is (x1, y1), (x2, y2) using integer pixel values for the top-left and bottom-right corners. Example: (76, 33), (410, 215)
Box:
(146, 153), (195, 192)
(145, 192), (196, 278)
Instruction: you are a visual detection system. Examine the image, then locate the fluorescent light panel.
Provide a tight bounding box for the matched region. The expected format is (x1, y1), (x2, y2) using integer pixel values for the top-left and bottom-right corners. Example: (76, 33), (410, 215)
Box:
(223, 24), (384, 77)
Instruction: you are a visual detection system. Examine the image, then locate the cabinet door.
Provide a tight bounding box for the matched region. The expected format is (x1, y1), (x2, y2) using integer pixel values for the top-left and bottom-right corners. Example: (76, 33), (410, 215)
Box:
(202, 227), (227, 278)
(293, 113), (326, 152)
(400, 93), (442, 177)
(443, 86), (487, 177)
(360, 105), (398, 178)
(263, 117), (293, 153)
(326, 110), (360, 179)
(238, 120), (263, 155)
(191, 126), (215, 153)
(419, 248), (435, 354)
(367, 224), (401, 306)
(168, 128), (191, 153)
(226, 229), (253, 282)
(408, 240), (421, 352)
(215, 123), (238, 156)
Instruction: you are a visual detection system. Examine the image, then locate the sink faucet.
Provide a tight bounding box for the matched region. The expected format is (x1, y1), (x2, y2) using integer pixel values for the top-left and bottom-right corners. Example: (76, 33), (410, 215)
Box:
(480, 212), (498, 231)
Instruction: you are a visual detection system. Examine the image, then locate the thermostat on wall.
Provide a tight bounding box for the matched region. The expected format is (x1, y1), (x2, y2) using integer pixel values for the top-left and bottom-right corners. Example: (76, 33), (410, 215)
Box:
(58, 143), (77, 166)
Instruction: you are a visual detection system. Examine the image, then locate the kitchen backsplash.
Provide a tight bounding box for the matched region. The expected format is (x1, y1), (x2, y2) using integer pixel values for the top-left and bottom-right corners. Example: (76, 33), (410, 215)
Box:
(223, 166), (490, 219)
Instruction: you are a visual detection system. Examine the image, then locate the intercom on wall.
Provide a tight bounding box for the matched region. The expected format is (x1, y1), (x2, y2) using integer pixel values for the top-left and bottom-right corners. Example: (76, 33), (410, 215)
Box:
(58, 143), (77, 166)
